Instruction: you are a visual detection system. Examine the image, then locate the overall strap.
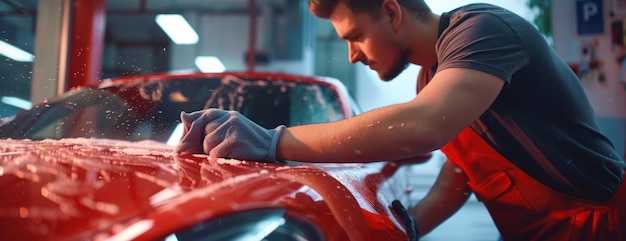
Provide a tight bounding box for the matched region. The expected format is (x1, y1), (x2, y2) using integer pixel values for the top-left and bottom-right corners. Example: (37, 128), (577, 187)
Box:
(469, 109), (583, 196)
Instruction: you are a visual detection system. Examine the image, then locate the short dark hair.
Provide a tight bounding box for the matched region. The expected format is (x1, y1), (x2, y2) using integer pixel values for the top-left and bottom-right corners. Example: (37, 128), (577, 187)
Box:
(308, 0), (431, 19)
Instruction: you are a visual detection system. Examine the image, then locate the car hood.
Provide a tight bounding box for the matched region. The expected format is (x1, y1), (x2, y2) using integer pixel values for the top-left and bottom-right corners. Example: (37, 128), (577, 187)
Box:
(0, 138), (412, 241)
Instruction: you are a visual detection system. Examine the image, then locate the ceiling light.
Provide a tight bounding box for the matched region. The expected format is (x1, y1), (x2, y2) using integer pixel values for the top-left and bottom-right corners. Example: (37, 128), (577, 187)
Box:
(1, 96), (31, 110)
(0, 40), (34, 62)
(155, 14), (199, 45)
(195, 56), (226, 73)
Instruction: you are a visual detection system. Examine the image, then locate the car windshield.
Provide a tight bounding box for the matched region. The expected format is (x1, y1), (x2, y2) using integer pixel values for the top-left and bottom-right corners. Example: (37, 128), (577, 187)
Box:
(0, 75), (346, 144)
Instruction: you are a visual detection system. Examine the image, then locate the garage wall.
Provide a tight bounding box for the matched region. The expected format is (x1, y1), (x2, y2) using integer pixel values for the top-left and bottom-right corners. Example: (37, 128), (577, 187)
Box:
(552, 0), (626, 156)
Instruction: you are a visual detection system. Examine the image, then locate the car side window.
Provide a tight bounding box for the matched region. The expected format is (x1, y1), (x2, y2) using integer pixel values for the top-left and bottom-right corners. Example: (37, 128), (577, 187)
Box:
(161, 208), (324, 241)
(0, 89), (128, 139)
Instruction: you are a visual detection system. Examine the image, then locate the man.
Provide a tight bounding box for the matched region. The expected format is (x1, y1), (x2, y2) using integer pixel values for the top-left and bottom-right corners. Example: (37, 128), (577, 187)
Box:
(176, 0), (626, 240)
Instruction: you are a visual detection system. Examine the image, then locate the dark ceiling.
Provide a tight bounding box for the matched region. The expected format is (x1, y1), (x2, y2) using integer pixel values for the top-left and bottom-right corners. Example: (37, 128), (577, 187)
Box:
(1, 0), (290, 46)
(104, 0), (289, 44)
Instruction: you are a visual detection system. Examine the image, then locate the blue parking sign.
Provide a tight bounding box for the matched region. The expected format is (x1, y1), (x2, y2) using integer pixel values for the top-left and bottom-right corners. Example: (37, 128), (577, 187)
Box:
(577, 0), (604, 35)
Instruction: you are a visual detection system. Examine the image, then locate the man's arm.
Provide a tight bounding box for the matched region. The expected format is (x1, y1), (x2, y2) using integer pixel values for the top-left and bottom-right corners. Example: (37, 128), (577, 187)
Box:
(276, 68), (504, 163)
(409, 159), (472, 236)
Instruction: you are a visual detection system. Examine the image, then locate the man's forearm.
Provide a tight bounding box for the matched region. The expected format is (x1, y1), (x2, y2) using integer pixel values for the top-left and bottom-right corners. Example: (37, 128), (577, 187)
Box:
(275, 102), (445, 163)
(409, 160), (472, 236)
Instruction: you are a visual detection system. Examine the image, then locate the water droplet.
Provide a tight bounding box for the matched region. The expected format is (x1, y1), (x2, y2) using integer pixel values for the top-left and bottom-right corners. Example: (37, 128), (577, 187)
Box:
(19, 207), (28, 218)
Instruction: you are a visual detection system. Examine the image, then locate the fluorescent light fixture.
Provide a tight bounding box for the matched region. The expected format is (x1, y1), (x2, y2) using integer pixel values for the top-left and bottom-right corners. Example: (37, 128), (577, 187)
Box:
(195, 56), (226, 73)
(0, 40), (34, 62)
(155, 14), (199, 45)
(1, 96), (31, 110)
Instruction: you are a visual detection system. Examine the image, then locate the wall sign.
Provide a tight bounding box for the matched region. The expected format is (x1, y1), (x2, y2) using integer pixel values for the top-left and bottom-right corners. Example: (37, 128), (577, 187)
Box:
(577, 0), (605, 35)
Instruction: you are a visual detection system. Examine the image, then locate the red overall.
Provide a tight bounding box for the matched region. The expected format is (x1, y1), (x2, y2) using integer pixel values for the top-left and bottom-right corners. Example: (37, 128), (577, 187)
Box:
(440, 127), (626, 241)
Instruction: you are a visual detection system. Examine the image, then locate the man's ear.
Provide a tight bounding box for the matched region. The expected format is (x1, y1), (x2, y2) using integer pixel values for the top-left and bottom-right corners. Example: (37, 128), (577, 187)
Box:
(382, 0), (402, 31)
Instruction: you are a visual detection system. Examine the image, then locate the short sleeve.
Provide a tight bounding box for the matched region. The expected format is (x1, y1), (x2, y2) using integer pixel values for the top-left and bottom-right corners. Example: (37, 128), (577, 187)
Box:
(436, 11), (529, 85)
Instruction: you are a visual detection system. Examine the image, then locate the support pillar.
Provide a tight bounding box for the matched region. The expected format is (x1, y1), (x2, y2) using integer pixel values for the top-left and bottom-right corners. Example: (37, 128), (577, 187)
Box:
(31, 0), (71, 103)
(247, 0), (256, 72)
(68, 0), (106, 89)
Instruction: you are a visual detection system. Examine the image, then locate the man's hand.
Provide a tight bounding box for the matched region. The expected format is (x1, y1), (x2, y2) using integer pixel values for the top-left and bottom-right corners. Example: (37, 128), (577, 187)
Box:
(392, 200), (420, 241)
(175, 109), (285, 163)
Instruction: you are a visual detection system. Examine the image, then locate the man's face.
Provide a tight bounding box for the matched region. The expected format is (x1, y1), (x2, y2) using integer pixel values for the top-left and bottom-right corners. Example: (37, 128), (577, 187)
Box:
(330, 2), (409, 81)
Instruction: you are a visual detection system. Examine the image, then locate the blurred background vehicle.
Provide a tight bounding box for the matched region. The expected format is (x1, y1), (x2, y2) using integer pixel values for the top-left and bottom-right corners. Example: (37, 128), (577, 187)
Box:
(0, 71), (430, 241)
(0, 71), (360, 142)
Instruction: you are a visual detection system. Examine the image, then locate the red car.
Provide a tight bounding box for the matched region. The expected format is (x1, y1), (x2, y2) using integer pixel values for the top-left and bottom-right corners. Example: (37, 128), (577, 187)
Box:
(0, 72), (429, 241)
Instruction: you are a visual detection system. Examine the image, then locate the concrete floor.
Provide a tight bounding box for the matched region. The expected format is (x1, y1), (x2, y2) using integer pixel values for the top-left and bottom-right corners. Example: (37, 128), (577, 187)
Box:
(420, 201), (500, 241)
(408, 151), (501, 241)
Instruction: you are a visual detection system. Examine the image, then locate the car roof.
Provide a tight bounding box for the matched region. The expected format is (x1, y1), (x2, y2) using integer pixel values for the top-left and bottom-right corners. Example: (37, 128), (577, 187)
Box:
(0, 138), (412, 241)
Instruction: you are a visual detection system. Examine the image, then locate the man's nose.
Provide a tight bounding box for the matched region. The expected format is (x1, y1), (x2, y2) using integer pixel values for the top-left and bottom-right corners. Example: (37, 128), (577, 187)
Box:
(348, 43), (361, 64)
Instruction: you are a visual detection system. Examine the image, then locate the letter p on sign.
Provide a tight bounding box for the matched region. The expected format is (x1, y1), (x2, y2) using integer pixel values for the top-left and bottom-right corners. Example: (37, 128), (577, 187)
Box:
(576, 0), (604, 35)
(583, 3), (598, 22)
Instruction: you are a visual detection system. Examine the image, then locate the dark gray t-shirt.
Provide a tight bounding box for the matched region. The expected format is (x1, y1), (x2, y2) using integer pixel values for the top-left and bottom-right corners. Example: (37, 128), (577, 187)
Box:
(424, 3), (625, 201)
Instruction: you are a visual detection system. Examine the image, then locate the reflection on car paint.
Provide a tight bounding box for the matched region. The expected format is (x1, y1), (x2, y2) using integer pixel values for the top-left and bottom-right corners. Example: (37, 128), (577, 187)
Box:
(0, 137), (414, 240)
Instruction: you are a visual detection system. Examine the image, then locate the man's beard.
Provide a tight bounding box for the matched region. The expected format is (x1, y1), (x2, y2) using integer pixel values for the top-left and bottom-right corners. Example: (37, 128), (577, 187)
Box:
(379, 47), (410, 82)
